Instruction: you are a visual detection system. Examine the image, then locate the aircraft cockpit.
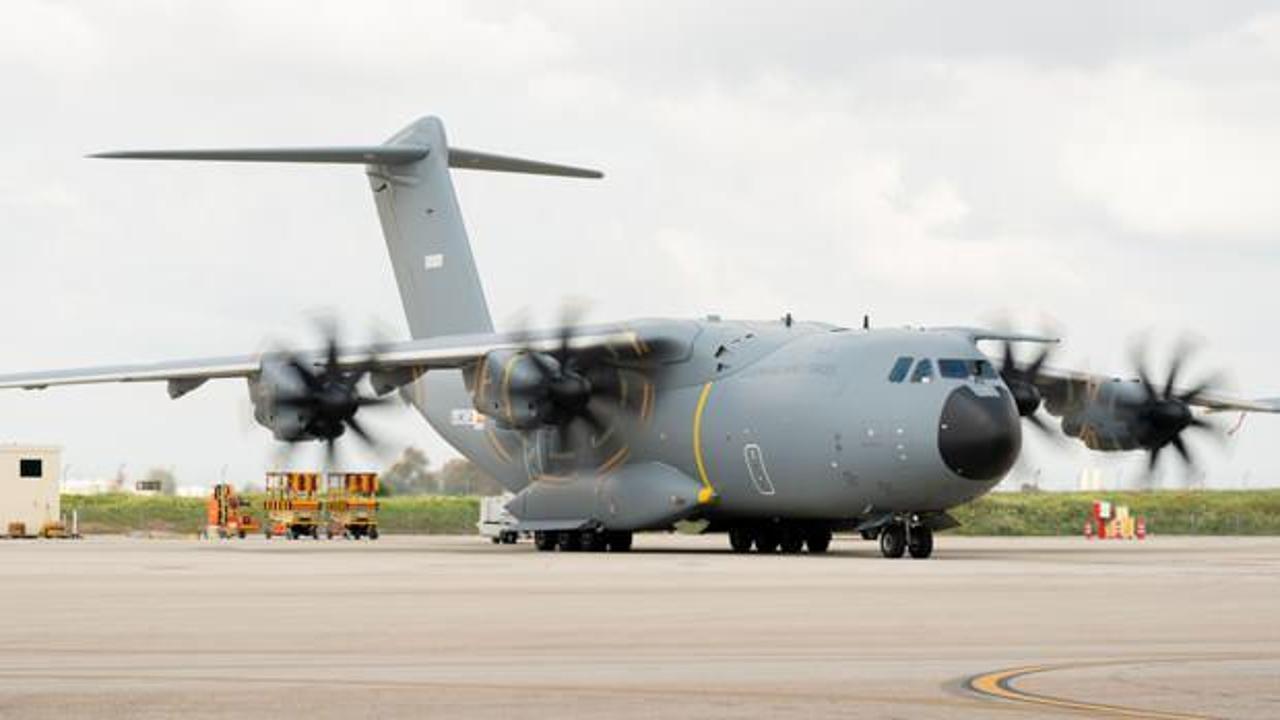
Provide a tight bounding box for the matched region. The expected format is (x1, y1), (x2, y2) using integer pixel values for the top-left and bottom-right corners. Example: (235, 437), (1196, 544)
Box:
(888, 357), (997, 384)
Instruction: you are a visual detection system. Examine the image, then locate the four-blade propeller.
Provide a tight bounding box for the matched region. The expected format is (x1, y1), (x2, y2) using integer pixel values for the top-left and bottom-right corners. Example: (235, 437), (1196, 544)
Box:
(273, 321), (394, 465)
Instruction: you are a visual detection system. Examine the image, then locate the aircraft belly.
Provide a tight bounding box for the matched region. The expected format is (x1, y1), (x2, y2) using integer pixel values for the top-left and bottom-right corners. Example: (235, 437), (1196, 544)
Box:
(506, 462), (703, 531)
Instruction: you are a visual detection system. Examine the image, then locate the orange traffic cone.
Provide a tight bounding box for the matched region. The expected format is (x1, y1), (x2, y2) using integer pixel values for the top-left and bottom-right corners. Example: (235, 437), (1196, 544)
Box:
(1136, 517), (1147, 540)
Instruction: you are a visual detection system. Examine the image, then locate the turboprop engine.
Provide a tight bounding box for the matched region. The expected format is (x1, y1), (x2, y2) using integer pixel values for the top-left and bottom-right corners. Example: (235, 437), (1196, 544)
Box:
(469, 322), (659, 474)
(248, 358), (317, 442)
(1052, 342), (1221, 471)
(472, 349), (593, 431)
(246, 325), (392, 459)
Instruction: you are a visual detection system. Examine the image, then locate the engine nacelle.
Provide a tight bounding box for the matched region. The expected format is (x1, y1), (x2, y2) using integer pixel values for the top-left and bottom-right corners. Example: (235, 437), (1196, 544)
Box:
(471, 349), (561, 430)
(1054, 379), (1184, 452)
(247, 358), (317, 442)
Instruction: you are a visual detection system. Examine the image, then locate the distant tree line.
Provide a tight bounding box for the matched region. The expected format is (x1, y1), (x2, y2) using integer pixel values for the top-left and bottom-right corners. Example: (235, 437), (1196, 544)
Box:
(92, 450), (503, 498)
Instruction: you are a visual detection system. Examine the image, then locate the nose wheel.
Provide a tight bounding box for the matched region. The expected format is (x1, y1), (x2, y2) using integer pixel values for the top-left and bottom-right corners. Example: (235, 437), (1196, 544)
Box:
(877, 522), (934, 559)
(878, 524), (906, 558)
(907, 525), (934, 558)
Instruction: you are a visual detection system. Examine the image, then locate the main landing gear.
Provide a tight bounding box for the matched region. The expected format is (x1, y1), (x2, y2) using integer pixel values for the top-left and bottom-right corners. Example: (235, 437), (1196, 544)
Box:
(875, 521), (933, 559)
(727, 524), (832, 554)
(533, 529), (633, 553)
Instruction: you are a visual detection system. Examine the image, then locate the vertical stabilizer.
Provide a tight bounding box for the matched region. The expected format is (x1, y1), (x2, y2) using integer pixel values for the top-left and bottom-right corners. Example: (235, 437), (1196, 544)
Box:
(367, 117), (492, 339)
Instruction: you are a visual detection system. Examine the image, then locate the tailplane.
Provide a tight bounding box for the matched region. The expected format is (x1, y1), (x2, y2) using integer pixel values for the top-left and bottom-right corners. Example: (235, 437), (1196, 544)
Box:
(94, 116), (602, 339)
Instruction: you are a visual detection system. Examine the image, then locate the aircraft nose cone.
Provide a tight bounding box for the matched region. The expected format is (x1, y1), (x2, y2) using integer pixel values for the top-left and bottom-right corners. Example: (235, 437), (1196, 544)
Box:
(938, 386), (1022, 481)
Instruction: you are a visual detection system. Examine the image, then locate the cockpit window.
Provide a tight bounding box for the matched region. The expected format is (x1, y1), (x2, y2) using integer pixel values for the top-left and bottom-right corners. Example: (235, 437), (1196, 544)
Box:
(910, 359), (934, 383)
(888, 356), (913, 383)
(938, 358), (999, 380)
(938, 359), (969, 379)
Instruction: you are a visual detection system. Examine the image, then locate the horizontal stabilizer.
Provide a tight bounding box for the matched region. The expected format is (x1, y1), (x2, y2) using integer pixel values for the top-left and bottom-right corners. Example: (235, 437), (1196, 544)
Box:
(91, 145), (602, 177)
(447, 148), (602, 178)
(90, 146), (429, 164)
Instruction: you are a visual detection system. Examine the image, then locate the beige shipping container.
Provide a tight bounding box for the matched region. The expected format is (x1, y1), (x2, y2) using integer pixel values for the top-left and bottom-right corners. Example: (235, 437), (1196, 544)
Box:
(0, 445), (60, 536)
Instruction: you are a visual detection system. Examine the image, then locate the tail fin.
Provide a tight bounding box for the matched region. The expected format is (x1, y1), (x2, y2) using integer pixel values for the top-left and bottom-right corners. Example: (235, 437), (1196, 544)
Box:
(93, 115), (602, 339)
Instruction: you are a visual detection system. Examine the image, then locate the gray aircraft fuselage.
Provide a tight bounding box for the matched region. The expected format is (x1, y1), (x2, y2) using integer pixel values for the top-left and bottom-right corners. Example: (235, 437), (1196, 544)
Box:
(413, 318), (1015, 526)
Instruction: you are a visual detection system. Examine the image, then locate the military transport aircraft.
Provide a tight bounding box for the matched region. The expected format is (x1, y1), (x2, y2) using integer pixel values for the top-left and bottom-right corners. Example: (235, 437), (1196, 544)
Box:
(2, 116), (1276, 558)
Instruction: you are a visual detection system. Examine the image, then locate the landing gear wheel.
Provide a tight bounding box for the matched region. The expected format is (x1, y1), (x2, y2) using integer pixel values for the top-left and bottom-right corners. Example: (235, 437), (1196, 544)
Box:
(533, 531), (557, 552)
(907, 525), (933, 559)
(557, 531), (582, 552)
(582, 530), (607, 552)
(728, 528), (754, 553)
(804, 528), (832, 554)
(606, 531), (633, 552)
(879, 524), (906, 559)
(779, 529), (804, 554)
(755, 527), (781, 554)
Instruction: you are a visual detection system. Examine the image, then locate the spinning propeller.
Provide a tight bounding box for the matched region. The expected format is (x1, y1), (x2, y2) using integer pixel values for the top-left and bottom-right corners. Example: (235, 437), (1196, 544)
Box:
(273, 320), (394, 464)
(997, 339), (1056, 437)
(1130, 341), (1222, 472)
(500, 309), (655, 472)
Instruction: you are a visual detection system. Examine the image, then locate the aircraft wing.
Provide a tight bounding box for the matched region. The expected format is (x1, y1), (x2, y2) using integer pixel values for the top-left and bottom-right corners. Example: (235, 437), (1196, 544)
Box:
(1027, 365), (1280, 415)
(0, 323), (684, 396)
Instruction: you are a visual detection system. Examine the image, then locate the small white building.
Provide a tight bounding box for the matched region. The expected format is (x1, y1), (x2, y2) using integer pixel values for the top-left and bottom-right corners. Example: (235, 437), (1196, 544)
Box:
(0, 445), (61, 536)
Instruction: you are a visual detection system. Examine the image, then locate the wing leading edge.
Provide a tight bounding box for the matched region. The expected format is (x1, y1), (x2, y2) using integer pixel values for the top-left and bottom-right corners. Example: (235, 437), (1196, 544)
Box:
(0, 325), (666, 395)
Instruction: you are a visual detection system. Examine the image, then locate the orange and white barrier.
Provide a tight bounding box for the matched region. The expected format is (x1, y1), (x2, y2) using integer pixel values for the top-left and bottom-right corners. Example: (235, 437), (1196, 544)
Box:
(1088, 500), (1146, 541)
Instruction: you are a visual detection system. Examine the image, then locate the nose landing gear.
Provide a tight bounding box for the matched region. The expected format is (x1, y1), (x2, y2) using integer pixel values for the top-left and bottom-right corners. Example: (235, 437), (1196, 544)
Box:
(907, 524), (934, 559)
(879, 523), (906, 558)
(875, 520), (934, 559)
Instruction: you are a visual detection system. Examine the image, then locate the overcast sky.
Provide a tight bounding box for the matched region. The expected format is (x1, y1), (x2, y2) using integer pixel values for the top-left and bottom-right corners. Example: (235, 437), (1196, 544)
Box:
(2, 1), (1278, 490)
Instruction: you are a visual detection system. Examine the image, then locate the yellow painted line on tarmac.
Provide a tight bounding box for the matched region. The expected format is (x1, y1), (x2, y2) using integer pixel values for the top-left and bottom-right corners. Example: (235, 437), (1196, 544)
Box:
(966, 663), (1213, 719)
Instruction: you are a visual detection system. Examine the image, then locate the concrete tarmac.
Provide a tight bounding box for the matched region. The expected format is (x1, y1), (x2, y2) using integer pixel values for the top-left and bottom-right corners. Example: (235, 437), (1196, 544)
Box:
(0, 534), (1277, 719)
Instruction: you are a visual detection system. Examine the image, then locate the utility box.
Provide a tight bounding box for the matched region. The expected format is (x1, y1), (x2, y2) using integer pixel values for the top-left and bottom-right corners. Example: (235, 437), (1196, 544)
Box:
(0, 445), (60, 537)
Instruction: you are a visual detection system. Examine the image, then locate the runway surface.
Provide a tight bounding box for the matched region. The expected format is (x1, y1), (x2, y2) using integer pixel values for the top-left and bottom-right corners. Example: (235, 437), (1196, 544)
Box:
(0, 534), (1277, 719)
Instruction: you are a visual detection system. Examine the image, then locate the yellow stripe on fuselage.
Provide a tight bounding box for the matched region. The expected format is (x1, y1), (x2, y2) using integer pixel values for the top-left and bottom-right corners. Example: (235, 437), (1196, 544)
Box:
(692, 381), (717, 504)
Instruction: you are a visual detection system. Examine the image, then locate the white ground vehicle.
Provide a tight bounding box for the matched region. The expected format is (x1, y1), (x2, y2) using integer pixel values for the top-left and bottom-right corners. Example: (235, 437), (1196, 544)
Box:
(477, 494), (520, 544)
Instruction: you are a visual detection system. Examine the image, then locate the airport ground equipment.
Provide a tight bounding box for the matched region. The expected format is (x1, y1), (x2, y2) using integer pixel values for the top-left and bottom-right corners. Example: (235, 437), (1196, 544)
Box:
(203, 483), (259, 539)
(323, 472), (379, 539)
(1088, 500), (1146, 540)
(478, 493), (519, 544)
(3, 115), (1279, 560)
(263, 472), (321, 539)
